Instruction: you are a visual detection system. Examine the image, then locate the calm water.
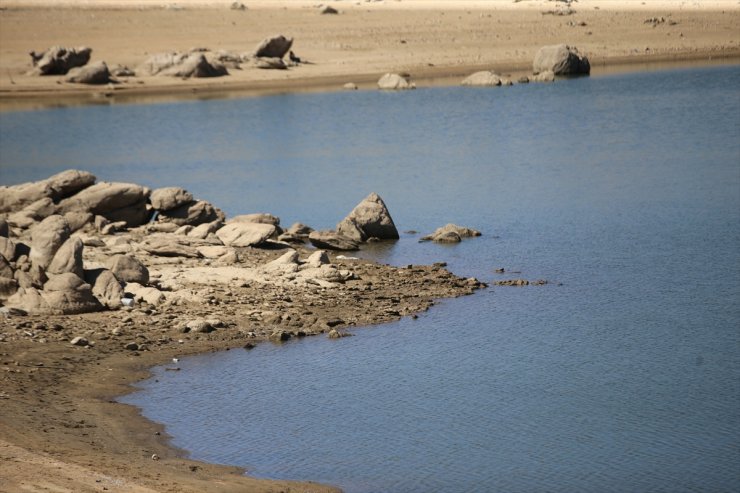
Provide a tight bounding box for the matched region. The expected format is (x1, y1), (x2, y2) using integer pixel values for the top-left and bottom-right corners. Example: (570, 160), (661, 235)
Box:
(3, 65), (740, 492)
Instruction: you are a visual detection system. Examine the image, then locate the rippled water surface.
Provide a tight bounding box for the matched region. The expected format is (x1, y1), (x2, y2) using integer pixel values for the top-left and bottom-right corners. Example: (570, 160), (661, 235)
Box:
(3, 65), (740, 492)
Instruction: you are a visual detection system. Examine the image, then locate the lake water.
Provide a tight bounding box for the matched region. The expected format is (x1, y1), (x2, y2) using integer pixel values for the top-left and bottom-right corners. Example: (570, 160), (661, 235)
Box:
(2, 65), (740, 492)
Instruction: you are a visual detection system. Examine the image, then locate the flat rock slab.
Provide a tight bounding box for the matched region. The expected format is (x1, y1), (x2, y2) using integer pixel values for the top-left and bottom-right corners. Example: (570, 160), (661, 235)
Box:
(216, 222), (276, 247)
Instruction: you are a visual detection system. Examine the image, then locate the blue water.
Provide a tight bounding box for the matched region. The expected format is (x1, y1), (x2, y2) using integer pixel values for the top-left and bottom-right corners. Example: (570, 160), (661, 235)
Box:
(3, 65), (740, 492)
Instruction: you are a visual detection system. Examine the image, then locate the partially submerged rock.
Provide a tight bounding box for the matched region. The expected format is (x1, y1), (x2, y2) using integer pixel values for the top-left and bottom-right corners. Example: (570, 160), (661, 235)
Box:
(421, 224), (482, 243)
(378, 73), (415, 90)
(29, 46), (92, 75)
(533, 44), (590, 76)
(336, 192), (399, 241)
(461, 71), (504, 87)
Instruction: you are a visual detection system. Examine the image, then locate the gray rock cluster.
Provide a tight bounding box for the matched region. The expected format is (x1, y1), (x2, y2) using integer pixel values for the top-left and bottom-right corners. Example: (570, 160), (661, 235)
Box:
(136, 51), (228, 78)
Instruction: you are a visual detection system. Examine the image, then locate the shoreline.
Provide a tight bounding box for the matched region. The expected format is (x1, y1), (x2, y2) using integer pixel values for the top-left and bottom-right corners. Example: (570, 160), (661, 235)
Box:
(1, 2), (739, 111)
(2, 51), (740, 112)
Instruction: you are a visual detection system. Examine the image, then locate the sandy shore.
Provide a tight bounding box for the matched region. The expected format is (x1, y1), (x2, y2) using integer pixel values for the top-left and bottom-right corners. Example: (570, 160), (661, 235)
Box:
(0, 2), (739, 492)
(0, 0), (738, 110)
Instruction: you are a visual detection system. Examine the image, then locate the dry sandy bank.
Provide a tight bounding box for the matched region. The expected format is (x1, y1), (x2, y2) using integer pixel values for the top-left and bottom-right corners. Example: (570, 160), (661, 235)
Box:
(0, 0), (738, 110)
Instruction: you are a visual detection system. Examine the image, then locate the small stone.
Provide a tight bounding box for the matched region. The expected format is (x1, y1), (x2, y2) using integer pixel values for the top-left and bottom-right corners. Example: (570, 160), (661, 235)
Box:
(125, 342), (139, 351)
(70, 336), (88, 346)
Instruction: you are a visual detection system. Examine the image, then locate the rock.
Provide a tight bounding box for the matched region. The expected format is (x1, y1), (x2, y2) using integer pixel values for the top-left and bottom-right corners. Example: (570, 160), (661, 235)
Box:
(421, 224), (481, 243)
(0, 219), (7, 237)
(269, 329), (290, 342)
(125, 282), (166, 306)
(254, 35), (293, 59)
(336, 192), (399, 241)
(150, 187), (194, 212)
(287, 222), (313, 236)
(161, 53), (228, 78)
(107, 255), (149, 284)
(185, 319), (214, 333)
(495, 279), (530, 286)
(47, 237), (84, 278)
(84, 268), (124, 309)
(7, 198), (56, 229)
(320, 5), (338, 14)
(30, 215), (71, 269)
(216, 222), (276, 247)
(175, 225), (193, 236)
(63, 211), (94, 233)
(103, 200), (151, 228)
(0, 277), (19, 299)
(196, 245), (229, 258)
(109, 64), (135, 77)
(518, 75), (530, 84)
(461, 71), (503, 87)
(14, 262), (47, 290)
(66, 61), (112, 84)
(0, 238), (17, 262)
(125, 342), (139, 351)
(30, 46), (92, 75)
(229, 213), (281, 227)
(139, 236), (202, 258)
(378, 73), (415, 90)
(70, 336), (89, 346)
(136, 52), (188, 76)
(0, 170), (96, 213)
(0, 254), (14, 279)
(308, 230), (360, 251)
(255, 57), (287, 70)
(533, 44), (590, 76)
(42, 272), (103, 314)
(58, 181), (150, 217)
(343, 82), (358, 90)
(531, 70), (555, 83)
(187, 220), (223, 239)
(231, 1), (246, 10)
(156, 200), (224, 226)
(305, 250), (330, 268)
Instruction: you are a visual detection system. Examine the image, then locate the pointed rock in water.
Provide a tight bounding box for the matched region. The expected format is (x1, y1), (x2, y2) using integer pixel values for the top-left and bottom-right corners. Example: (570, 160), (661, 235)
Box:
(336, 192), (399, 241)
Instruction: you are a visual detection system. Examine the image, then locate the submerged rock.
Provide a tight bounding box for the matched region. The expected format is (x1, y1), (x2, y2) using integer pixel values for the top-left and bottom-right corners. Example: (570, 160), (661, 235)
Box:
(378, 73), (415, 90)
(336, 192), (399, 241)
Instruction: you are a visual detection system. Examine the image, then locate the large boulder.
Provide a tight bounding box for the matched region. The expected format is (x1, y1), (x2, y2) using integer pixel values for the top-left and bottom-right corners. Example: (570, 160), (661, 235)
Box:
(336, 192), (399, 241)
(533, 44), (590, 76)
(58, 181), (150, 217)
(85, 268), (124, 309)
(156, 200), (223, 226)
(0, 169), (95, 213)
(29, 215), (71, 269)
(107, 255), (149, 284)
(216, 222), (276, 247)
(47, 237), (84, 278)
(378, 73), (415, 90)
(42, 273), (102, 314)
(136, 52), (188, 76)
(253, 35), (293, 59)
(7, 197), (56, 228)
(461, 71), (503, 87)
(161, 53), (228, 78)
(30, 46), (92, 75)
(150, 187), (194, 212)
(308, 230), (360, 251)
(66, 61), (112, 84)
